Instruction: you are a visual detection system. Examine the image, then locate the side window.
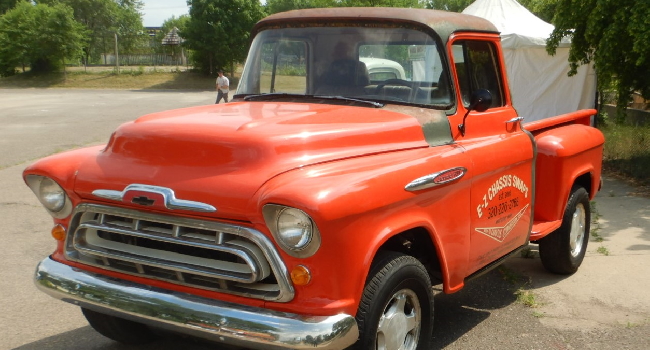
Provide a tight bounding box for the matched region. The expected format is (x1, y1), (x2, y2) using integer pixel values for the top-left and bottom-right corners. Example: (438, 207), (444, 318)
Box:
(452, 41), (504, 108)
(260, 40), (307, 94)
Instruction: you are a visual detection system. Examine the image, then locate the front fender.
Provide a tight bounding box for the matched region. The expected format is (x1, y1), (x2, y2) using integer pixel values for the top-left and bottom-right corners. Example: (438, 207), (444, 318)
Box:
(23, 145), (106, 225)
(252, 145), (472, 316)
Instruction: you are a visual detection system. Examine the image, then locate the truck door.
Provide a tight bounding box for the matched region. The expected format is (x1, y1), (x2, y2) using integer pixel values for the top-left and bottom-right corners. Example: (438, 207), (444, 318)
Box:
(450, 38), (535, 275)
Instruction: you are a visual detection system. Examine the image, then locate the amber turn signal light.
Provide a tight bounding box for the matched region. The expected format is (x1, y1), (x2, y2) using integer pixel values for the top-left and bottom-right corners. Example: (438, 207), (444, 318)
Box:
(51, 224), (66, 241)
(290, 265), (312, 286)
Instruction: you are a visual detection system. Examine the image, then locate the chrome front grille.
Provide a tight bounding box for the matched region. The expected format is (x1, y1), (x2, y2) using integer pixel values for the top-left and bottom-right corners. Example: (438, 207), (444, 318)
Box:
(65, 204), (293, 302)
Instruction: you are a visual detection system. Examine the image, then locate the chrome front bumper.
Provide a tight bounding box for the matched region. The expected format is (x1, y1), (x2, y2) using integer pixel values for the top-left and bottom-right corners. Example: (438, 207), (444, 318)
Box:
(34, 258), (359, 350)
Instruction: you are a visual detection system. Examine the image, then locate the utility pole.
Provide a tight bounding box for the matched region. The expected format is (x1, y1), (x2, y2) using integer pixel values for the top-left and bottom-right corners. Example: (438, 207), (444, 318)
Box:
(150, 32), (156, 70)
(114, 33), (120, 74)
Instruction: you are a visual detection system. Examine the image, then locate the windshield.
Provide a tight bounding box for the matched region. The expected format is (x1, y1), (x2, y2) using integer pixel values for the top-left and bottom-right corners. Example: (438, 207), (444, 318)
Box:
(236, 25), (452, 108)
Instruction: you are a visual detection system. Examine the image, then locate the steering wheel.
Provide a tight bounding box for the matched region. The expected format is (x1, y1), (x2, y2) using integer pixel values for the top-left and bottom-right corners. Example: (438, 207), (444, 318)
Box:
(374, 79), (414, 95)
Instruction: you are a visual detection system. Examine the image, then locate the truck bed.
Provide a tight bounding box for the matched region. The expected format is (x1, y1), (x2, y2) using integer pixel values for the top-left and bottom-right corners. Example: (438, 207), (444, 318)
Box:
(525, 109), (603, 241)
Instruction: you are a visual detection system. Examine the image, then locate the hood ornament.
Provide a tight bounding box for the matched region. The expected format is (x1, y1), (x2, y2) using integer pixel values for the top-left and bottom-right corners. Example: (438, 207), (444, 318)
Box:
(92, 184), (217, 213)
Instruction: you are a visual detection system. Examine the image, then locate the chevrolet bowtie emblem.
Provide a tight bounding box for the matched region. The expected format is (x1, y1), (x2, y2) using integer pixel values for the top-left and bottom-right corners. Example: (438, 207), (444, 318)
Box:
(92, 184), (217, 213)
(131, 196), (156, 206)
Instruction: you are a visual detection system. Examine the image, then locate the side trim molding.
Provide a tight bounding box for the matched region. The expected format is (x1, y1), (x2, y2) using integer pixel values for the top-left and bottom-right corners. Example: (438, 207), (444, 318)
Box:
(405, 167), (467, 192)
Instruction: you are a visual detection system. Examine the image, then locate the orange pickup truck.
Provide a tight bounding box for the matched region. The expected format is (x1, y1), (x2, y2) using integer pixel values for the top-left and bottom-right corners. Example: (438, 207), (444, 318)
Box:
(25, 8), (604, 350)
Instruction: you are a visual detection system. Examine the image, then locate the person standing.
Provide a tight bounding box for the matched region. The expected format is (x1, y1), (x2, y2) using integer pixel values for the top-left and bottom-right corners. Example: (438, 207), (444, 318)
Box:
(215, 70), (230, 104)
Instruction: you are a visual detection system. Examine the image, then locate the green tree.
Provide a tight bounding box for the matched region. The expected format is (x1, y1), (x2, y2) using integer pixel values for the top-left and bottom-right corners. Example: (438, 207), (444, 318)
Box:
(0, 0), (19, 14)
(547, 0), (650, 110)
(0, 1), (86, 76)
(114, 0), (146, 54)
(184, 0), (265, 75)
(162, 15), (190, 38)
(424, 0), (473, 12)
(265, 0), (312, 14)
(424, 0), (556, 17)
(265, 0), (424, 15)
(152, 14), (190, 54)
(518, 0), (557, 23)
(342, 0), (424, 6)
(38, 0), (144, 64)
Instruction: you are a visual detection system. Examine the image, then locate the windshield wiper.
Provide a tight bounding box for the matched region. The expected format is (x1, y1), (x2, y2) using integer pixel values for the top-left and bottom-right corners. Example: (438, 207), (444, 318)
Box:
(243, 93), (307, 101)
(242, 93), (384, 108)
(314, 95), (384, 108)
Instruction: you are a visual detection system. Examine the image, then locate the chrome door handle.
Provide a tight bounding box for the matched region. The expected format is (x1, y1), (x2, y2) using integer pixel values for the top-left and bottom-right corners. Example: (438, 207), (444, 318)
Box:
(505, 116), (524, 124)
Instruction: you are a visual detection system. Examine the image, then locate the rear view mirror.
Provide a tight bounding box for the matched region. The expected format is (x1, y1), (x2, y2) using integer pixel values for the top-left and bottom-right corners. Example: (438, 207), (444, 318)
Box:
(459, 89), (492, 136)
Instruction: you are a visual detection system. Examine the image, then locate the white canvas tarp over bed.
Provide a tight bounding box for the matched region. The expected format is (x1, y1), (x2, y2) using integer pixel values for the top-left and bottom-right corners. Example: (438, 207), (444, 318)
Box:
(462, 0), (597, 122)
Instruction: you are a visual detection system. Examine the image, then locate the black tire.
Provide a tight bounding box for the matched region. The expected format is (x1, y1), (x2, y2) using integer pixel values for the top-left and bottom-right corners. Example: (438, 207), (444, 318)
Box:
(82, 307), (156, 345)
(354, 251), (434, 350)
(539, 186), (591, 274)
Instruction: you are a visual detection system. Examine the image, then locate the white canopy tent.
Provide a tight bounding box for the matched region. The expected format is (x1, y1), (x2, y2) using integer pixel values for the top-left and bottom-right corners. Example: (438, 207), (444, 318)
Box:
(462, 0), (597, 122)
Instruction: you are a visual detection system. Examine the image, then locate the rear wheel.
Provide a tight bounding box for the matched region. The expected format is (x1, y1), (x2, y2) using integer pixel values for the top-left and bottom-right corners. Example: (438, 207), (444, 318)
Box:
(539, 186), (590, 274)
(82, 308), (155, 345)
(355, 251), (434, 350)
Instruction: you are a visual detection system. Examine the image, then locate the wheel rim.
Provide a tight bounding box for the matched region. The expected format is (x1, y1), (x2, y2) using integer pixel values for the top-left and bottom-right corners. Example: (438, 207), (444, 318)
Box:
(569, 203), (586, 257)
(376, 288), (421, 350)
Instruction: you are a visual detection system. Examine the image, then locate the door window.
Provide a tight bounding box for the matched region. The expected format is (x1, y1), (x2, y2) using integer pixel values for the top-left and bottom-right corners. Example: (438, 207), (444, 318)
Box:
(452, 41), (504, 108)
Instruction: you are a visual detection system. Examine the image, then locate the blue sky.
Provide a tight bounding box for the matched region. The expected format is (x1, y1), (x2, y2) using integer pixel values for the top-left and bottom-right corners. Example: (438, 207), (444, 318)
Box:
(141, 1), (267, 27)
(141, 0), (189, 27)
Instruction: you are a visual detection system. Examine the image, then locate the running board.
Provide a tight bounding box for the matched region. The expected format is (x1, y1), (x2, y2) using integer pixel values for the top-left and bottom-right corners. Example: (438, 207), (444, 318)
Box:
(464, 244), (527, 283)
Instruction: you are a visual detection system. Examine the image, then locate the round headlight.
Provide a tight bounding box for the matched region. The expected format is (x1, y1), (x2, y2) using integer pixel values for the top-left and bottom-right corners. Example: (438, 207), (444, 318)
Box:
(276, 208), (313, 250)
(38, 178), (66, 212)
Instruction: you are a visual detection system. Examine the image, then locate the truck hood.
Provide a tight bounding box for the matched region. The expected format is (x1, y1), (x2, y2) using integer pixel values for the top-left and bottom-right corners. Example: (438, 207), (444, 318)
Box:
(74, 102), (429, 220)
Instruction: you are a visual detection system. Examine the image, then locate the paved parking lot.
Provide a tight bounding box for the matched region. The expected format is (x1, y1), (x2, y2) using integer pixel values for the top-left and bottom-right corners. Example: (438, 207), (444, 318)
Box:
(1, 88), (648, 350)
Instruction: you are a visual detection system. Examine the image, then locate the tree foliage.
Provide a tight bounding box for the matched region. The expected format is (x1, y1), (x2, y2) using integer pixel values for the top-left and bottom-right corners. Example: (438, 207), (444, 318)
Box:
(0, 0), (19, 14)
(518, 0), (557, 23)
(113, 0), (146, 53)
(152, 15), (190, 54)
(547, 0), (650, 109)
(265, 0), (424, 14)
(162, 15), (190, 38)
(423, 0), (472, 12)
(0, 1), (87, 76)
(424, 0), (558, 20)
(37, 0), (144, 63)
(265, 0), (315, 14)
(341, 0), (424, 7)
(184, 0), (265, 75)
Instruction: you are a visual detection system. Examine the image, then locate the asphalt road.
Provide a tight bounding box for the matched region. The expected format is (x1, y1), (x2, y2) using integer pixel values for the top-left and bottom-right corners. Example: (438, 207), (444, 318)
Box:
(1, 88), (648, 350)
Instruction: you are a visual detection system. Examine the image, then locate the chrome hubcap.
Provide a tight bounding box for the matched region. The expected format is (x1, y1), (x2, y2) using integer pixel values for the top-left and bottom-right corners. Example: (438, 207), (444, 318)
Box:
(376, 289), (421, 350)
(569, 203), (586, 257)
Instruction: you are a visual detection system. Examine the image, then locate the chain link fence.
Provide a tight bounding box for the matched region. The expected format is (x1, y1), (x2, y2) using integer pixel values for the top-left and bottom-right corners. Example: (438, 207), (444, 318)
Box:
(101, 54), (188, 67)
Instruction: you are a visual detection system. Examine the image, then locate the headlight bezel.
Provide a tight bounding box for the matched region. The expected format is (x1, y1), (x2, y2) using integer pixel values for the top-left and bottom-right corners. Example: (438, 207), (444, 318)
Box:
(263, 204), (321, 258)
(25, 175), (73, 219)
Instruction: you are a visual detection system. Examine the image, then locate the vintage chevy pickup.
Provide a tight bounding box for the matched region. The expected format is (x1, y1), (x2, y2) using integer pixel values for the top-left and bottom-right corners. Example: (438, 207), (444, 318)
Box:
(25, 8), (604, 350)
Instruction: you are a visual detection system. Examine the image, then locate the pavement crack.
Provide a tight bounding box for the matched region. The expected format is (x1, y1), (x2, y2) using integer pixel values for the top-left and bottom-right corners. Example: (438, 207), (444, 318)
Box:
(0, 202), (40, 208)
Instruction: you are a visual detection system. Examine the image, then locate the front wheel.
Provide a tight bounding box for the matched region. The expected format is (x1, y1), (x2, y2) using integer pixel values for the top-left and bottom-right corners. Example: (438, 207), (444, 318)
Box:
(354, 251), (434, 350)
(539, 186), (591, 274)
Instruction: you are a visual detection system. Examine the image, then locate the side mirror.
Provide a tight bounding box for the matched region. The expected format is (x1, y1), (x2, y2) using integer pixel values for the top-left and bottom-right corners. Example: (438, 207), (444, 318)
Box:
(470, 89), (492, 112)
(458, 89), (492, 136)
